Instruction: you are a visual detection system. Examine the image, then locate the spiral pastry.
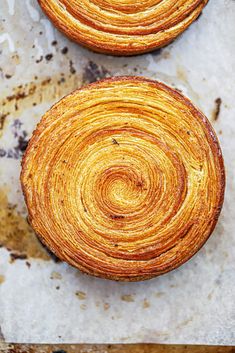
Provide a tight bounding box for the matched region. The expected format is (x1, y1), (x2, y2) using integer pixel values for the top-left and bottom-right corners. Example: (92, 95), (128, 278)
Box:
(38, 0), (208, 55)
(21, 77), (225, 281)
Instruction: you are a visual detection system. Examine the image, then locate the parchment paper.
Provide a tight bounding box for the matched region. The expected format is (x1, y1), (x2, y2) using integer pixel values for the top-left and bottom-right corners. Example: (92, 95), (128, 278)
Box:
(0, 0), (235, 345)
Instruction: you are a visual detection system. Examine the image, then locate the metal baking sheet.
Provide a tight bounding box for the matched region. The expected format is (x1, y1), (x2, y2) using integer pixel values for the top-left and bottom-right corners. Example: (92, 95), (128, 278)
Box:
(0, 0), (235, 345)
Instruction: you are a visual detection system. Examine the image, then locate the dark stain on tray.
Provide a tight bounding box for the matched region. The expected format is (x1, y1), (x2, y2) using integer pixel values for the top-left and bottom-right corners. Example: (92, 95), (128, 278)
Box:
(151, 48), (163, 56)
(82, 60), (110, 84)
(0, 75), (83, 124)
(69, 60), (76, 75)
(61, 47), (68, 55)
(10, 253), (27, 262)
(41, 78), (52, 86)
(0, 120), (29, 159)
(0, 189), (50, 262)
(0, 325), (5, 341)
(5, 85), (36, 103)
(36, 55), (43, 63)
(26, 261), (31, 268)
(45, 53), (53, 61)
(212, 97), (222, 121)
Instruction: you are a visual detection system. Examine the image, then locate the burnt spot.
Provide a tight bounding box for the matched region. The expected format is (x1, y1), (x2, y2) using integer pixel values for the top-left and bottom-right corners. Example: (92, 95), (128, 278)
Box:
(6, 85), (36, 103)
(82, 60), (110, 84)
(16, 134), (28, 153)
(36, 55), (43, 63)
(112, 138), (119, 145)
(45, 53), (53, 61)
(58, 77), (66, 85)
(69, 60), (76, 75)
(51, 40), (58, 46)
(6, 92), (27, 102)
(41, 78), (52, 86)
(212, 97), (222, 121)
(26, 261), (31, 268)
(110, 214), (125, 220)
(10, 253), (27, 262)
(52, 350), (67, 353)
(61, 47), (68, 55)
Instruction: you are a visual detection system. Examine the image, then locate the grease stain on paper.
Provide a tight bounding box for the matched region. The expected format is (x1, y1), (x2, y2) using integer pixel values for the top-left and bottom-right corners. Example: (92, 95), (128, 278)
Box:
(75, 291), (86, 300)
(103, 303), (110, 311)
(80, 304), (87, 310)
(121, 294), (135, 302)
(142, 299), (150, 309)
(0, 275), (5, 284)
(0, 188), (50, 261)
(0, 72), (85, 124)
(50, 271), (62, 280)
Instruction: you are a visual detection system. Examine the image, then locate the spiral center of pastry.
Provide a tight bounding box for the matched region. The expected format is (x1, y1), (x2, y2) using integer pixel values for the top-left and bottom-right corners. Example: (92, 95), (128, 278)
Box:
(100, 166), (144, 209)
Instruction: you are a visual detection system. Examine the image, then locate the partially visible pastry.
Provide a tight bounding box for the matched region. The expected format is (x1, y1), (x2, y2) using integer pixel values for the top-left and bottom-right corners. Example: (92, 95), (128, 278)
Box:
(21, 76), (225, 281)
(38, 0), (208, 55)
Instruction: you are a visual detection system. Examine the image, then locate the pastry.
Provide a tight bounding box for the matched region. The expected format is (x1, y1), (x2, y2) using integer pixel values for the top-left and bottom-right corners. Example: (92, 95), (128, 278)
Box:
(38, 0), (208, 56)
(21, 77), (225, 281)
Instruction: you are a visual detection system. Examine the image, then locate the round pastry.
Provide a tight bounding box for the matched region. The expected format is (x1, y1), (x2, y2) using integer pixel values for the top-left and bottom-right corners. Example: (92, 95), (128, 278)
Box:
(38, 0), (208, 56)
(21, 77), (225, 281)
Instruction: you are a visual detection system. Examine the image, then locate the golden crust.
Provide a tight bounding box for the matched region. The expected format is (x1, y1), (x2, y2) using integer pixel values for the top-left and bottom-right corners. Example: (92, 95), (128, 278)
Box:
(38, 0), (208, 56)
(21, 76), (225, 281)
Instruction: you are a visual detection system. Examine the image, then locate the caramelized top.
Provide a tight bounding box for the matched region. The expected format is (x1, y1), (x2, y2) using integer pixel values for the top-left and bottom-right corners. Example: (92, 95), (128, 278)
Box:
(21, 77), (225, 281)
(38, 0), (208, 55)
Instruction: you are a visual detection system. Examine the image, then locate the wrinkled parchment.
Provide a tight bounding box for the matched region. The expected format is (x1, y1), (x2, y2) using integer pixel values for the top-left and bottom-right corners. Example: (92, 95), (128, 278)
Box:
(0, 0), (235, 345)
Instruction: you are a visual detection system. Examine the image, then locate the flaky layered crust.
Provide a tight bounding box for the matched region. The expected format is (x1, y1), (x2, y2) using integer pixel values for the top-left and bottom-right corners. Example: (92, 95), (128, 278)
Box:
(21, 76), (225, 281)
(38, 0), (208, 56)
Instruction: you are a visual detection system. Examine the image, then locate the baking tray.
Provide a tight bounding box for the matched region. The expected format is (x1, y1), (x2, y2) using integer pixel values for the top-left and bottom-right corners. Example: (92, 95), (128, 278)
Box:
(0, 0), (235, 345)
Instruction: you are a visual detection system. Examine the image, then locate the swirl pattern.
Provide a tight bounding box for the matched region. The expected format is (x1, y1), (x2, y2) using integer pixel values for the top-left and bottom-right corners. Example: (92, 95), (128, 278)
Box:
(21, 77), (225, 281)
(38, 0), (208, 55)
